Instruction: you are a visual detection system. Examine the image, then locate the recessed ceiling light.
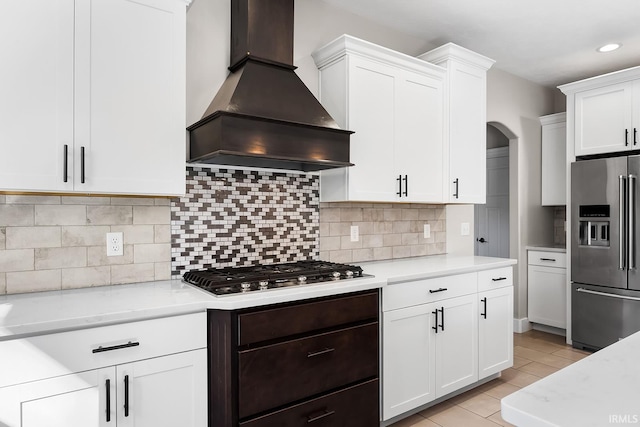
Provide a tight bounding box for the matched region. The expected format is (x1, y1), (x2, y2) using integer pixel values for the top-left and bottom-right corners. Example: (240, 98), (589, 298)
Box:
(597, 43), (621, 53)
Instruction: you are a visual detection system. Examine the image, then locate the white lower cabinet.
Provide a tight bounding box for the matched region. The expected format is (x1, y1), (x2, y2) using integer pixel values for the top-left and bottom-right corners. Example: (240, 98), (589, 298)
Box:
(0, 313), (207, 427)
(382, 268), (513, 421)
(478, 286), (514, 378)
(527, 250), (567, 329)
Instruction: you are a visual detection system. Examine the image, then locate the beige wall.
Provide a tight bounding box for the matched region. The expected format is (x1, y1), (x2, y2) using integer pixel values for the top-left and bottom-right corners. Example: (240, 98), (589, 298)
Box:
(486, 68), (558, 322)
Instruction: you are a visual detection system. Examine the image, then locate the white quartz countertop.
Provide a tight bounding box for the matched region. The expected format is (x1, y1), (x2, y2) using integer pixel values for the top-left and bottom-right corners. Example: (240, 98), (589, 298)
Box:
(361, 255), (517, 284)
(525, 245), (567, 253)
(0, 255), (514, 341)
(502, 331), (640, 426)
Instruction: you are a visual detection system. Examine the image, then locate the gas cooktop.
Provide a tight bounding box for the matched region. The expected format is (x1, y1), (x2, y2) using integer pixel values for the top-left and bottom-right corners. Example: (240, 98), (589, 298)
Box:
(182, 260), (364, 296)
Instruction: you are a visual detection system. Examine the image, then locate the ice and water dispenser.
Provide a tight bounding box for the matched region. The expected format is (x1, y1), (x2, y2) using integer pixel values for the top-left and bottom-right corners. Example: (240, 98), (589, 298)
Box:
(578, 205), (610, 247)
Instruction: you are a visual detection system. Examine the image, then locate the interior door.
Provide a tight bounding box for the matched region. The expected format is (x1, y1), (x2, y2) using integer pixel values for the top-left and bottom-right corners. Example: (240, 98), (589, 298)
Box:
(475, 147), (509, 257)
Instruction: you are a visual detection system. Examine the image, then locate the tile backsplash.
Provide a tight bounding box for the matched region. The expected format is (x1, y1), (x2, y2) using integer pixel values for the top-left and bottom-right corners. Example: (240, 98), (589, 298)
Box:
(320, 203), (446, 263)
(171, 167), (319, 277)
(0, 195), (171, 294)
(0, 168), (448, 295)
(554, 206), (566, 246)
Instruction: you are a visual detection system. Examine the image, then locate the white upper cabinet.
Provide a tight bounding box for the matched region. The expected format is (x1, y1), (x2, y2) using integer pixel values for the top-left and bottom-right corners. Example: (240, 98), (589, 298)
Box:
(0, 0), (189, 196)
(419, 44), (494, 204)
(0, 0), (75, 193)
(560, 66), (640, 158)
(313, 35), (446, 203)
(540, 113), (567, 206)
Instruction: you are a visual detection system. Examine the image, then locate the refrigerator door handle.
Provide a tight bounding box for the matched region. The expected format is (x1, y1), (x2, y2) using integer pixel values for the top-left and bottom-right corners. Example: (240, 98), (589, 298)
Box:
(629, 174), (636, 271)
(620, 175), (627, 270)
(576, 287), (640, 301)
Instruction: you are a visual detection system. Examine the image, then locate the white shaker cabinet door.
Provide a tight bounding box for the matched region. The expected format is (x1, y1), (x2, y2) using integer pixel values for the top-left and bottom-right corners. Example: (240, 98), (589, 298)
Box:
(478, 286), (514, 379)
(346, 56), (397, 201)
(0, 0), (75, 192)
(448, 61), (487, 204)
(528, 265), (567, 328)
(0, 368), (113, 427)
(75, 0), (186, 196)
(382, 304), (436, 420)
(395, 70), (444, 203)
(116, 349), (207, 427)
(434, 294), (479, 397)
(574, 82), (634, 156)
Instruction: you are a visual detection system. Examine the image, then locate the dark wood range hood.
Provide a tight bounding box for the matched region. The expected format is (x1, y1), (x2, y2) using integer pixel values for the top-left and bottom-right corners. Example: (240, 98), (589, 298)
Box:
(187, 0), (354, 172)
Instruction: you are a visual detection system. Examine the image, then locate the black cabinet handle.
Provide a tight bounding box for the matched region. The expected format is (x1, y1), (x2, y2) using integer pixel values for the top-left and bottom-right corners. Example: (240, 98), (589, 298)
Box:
(124, 374), (130, 417)
(429, 287), (448, 293)
(63, 144), (68, 183)
(396, 175), (402, 197)
(626, 129), (630, 146)
(92, 341), (140, 354)
(307, 410), (335, 423)
(481, 297), (487, 319)
(539, 258), (556, 262)
(307, 348), (335, 358)
(432, 310), (439, 334)
(491, 277), (507, 282)
(105, 379), (111, 422)
(439, 307), (445, 331)
(453, 178), (459, 198)
(635, 128), (638, 146)
(402, 175), (408, 196)
(80, 146), (86, 184)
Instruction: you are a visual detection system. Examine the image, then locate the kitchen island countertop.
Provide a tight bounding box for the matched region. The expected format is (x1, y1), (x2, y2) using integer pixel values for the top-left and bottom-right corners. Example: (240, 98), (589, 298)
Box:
(0, 255), (514, 340)
(502, 330), (640, 426)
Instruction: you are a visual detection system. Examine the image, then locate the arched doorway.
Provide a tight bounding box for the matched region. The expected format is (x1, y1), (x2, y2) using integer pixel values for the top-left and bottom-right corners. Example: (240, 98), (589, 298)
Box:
(475, 124), (510, 258)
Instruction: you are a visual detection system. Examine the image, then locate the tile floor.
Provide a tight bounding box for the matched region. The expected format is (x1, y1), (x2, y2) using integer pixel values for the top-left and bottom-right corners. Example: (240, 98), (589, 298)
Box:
(389, 329), (590, 427)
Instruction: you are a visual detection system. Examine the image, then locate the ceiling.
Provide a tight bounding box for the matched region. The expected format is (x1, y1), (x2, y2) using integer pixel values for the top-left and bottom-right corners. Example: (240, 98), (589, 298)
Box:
(320, 0), (640, 89)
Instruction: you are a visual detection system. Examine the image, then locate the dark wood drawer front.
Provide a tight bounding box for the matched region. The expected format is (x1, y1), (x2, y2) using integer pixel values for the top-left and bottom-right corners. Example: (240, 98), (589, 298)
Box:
(239, 379), (379, 427)
(238, 290), (378, 346)
(238, 322), (378, 419)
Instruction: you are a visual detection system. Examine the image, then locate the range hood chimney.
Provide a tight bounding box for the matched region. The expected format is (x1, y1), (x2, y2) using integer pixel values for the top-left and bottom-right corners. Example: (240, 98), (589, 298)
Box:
(187, 0), (353, 172)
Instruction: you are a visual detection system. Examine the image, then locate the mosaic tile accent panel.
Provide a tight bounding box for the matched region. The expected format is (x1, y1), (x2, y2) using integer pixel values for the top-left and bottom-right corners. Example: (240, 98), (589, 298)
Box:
(171, 167), (319, 277)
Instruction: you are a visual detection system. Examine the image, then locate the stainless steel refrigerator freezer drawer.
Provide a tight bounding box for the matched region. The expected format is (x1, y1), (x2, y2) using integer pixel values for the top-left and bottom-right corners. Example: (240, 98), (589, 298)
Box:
(572, 283), (640, 351)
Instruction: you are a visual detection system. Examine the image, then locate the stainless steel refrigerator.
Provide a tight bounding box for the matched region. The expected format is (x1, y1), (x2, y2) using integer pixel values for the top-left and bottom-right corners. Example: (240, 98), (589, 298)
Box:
(571, 155), (640, 351)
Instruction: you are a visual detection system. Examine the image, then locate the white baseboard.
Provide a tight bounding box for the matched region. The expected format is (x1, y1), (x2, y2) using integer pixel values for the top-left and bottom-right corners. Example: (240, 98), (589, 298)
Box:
(513, 317), (532, 333)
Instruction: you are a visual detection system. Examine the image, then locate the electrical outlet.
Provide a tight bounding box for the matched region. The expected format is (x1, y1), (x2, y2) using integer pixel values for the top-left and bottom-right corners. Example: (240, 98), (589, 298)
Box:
(460, 222), (470, 236)
(424, 224), (431, 238)
(350, 225), (359, 242)
(106, 232), (123, 256)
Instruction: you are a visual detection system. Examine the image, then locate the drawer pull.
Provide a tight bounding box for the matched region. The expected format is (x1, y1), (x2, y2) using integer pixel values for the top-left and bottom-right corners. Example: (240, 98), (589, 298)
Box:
(307, 409), (335, 423)
(92, 341), (140, 354)
(481, 297), (487, 319)
(491, 277), (507, 282)
(429, 287), (448, 293)
(307, 347), (335, 358)
(540, 258), (556, 262)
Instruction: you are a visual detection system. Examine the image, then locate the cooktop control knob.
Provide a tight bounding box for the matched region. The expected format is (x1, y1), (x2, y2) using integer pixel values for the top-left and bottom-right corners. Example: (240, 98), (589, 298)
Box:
(258, 280), (269, 290)
(298, 275), (307, 283)
(345, 270), (354, 278)
(240, 282), (251, 290)
(332, 271), (341, 279)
